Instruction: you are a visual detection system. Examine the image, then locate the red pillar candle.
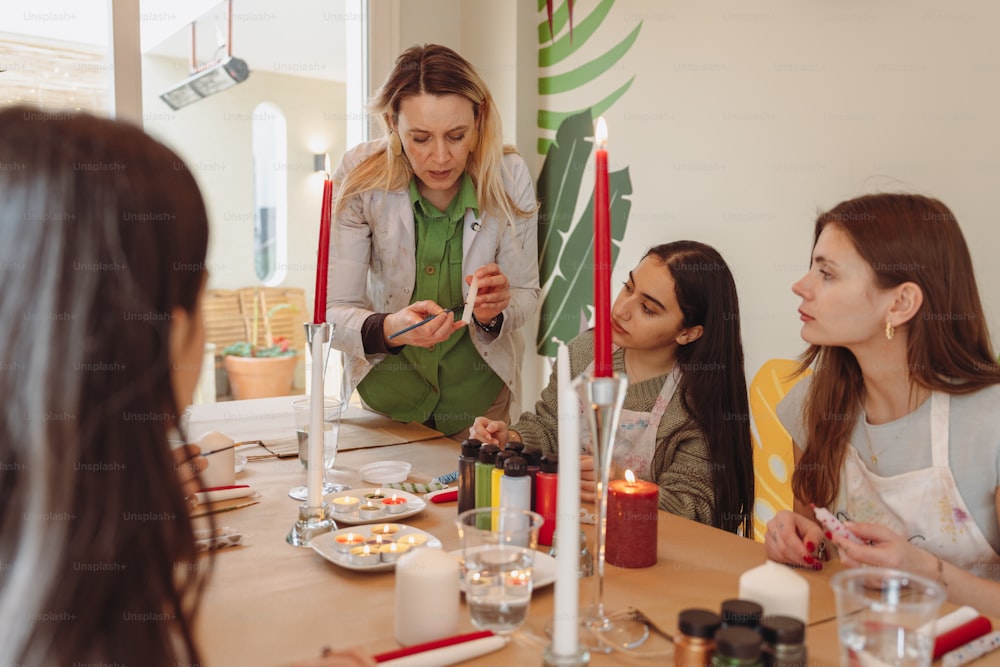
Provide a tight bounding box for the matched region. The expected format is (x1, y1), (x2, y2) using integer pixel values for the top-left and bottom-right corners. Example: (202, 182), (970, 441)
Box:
(593, 117), (612, 377)
(605, 469), (658, 568)
(313, 155), (333, 324)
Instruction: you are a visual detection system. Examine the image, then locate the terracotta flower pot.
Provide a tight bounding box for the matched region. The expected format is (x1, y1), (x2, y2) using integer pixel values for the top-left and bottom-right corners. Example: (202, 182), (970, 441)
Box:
(223, 354), (298, 399)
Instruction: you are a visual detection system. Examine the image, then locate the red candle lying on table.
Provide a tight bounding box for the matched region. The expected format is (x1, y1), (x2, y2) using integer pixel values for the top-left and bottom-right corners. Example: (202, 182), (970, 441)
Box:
(605, 469), (658, 568)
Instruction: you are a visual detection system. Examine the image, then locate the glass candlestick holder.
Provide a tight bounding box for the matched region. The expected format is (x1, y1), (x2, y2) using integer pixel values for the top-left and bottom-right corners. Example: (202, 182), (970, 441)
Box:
(579, 372), (649, 652)
(286, 322), (338, 547)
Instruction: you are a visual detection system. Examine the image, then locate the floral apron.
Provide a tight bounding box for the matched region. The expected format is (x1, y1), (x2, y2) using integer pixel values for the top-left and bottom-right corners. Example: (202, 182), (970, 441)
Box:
(838, 391), (1000, 579)
(578, 356), (679, 483)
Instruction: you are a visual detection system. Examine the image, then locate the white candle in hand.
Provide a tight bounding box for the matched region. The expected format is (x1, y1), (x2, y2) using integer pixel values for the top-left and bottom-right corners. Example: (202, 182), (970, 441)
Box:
(462, 274), (479, 325)
(552, 342), (580, 656)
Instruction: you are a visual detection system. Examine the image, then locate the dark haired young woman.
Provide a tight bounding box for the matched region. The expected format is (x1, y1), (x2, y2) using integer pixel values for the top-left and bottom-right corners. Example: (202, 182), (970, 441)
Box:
(472, 241), (755, 536)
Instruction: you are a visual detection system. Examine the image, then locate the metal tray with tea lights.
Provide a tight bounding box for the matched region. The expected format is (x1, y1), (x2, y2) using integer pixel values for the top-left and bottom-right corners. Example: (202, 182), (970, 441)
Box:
(328, 487), (426, 525)
(311, 524), (441, 572)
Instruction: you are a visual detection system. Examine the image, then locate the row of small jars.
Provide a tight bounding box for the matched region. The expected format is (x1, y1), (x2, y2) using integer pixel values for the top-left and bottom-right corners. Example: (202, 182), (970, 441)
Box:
(675, 599), (806, 667)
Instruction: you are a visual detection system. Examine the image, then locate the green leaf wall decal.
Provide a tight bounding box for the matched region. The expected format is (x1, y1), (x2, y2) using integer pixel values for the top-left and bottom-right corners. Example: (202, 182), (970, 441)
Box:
(536, 109), (632, 356)
(539, 23), (641, 94)
(536, 0), (639, 356)
(539, 0), (616, 67)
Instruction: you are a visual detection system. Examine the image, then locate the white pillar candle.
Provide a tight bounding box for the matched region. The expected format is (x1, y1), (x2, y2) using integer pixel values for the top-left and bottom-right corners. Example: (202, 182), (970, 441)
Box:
(552, 342), (580, 656)
(738, 560), (810, 623)
(395, 547), (459, 646)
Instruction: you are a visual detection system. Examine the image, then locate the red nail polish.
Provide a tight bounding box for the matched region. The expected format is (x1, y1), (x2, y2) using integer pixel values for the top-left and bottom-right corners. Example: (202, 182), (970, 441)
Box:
(824, 531), (833, 540)
(803, 555), (816, 565)
(805, 541), (815, 553)
(812, 562), (823, 571)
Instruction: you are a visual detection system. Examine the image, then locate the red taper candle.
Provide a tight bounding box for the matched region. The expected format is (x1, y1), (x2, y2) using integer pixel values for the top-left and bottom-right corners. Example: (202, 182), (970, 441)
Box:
(593, 117), (612, 377)
(313, 155), (333, 323)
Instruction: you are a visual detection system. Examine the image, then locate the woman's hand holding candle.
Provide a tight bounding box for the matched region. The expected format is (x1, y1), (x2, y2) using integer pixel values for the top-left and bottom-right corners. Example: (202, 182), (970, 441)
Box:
(467, 263), (510, 327)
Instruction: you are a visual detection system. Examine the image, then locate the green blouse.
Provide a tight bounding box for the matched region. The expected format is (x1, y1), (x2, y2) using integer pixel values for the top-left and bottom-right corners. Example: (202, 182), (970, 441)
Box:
(358, 174), (503, 434)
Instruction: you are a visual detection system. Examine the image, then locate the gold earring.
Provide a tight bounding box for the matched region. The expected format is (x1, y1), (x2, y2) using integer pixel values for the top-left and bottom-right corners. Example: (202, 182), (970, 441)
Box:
(885, 320), (895, 341)
(388, 131), (402, 157)
(468, 129), (479, 153)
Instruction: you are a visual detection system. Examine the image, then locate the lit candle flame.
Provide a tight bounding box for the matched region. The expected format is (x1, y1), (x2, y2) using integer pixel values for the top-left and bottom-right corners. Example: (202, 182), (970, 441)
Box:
(324, 153), (331, 178)
(595, 116), (608, 149)
(625, 469), (636, 484)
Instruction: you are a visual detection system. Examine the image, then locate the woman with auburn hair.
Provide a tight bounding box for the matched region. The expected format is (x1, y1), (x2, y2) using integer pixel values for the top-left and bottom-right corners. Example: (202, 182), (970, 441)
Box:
(765, 193), (1000, 614)
(472, 241), (755, 535)
(0, 108), (372, 667)
(326, 44), (539, 438)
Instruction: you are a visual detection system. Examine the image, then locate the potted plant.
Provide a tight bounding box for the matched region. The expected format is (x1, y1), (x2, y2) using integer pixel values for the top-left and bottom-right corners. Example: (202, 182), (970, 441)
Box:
(221, 294), (299, 399)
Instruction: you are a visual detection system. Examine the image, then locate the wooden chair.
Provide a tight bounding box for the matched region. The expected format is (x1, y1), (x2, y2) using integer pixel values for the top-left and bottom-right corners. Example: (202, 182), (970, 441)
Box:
(750, 358), (811, 542)
(201, 289), (248, 399)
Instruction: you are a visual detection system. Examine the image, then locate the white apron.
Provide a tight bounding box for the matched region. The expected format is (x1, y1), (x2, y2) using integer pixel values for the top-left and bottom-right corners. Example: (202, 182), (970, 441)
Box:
(838, 391), (1000, 579)
(578, 356), (679, 483)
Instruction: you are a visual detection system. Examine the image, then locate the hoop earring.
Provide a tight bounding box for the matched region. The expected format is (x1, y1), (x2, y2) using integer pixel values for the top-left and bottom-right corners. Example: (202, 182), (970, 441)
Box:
(468, 129), (479, 153)
(885, 320), (895, 341)
(388, 131), (402, 157)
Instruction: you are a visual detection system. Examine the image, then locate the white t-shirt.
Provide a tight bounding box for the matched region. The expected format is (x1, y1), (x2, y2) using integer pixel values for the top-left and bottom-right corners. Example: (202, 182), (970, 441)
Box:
(778, 378), (1000, 553)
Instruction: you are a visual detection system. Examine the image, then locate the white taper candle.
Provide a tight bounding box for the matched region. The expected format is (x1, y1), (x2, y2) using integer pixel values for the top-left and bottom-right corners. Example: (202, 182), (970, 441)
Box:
(307, 330), (325, 506)
(553, 342), (580, 655)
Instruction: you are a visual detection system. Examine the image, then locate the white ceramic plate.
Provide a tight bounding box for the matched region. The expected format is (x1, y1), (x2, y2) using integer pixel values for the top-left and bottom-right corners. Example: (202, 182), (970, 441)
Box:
(450, 547), (557, 591)
(234, 455), (247, 474)
(311, 526), (442, 572)
(358, 460), (412, 485)
(328, 487), (426, 525)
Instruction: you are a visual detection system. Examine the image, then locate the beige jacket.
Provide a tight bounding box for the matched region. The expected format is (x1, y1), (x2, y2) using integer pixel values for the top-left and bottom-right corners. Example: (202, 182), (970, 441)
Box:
(325, 138), (540, 409)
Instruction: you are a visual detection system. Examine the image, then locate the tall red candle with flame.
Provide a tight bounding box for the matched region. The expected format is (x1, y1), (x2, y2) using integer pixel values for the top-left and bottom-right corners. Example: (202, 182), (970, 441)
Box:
(593, 118), (612, 377)
(313, 155), (333, 324)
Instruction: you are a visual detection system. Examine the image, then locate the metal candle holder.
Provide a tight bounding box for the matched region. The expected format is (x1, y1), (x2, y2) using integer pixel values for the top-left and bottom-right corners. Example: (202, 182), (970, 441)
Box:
(286, 322), (337, 547)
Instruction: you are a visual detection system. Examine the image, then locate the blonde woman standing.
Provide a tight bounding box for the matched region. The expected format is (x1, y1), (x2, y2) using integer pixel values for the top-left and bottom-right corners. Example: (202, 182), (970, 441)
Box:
(326, 44), (538, 438)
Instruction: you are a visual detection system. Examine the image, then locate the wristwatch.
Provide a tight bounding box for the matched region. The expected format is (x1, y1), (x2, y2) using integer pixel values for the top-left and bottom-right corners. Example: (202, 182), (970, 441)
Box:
(473, 313), (503, 333)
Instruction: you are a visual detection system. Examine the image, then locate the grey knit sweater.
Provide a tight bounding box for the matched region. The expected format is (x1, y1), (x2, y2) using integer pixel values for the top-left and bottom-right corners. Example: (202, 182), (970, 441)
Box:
(510, 330), (717, 528)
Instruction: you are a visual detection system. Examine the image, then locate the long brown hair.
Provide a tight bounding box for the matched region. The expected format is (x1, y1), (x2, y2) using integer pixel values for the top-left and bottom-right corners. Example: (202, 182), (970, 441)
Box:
(793, 193), (1000, 507)
(334, 44), (534, 224)
(647, 241), (755, 536)
(0, 107), (209, 665)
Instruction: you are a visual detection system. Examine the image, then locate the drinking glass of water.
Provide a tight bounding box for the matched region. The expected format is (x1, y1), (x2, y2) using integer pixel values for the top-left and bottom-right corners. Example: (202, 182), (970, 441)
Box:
(289, 396), (347, 499)
(831, 567), (945, 667)
(455, 507), (544, 635)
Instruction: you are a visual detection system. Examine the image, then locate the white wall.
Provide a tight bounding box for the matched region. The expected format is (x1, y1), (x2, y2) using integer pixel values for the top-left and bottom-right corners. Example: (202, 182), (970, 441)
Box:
(446, 0), (1000, 400)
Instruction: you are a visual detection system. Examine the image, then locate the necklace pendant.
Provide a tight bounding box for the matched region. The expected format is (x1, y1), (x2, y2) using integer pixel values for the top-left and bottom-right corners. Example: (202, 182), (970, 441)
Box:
(871, 454), (877, 465)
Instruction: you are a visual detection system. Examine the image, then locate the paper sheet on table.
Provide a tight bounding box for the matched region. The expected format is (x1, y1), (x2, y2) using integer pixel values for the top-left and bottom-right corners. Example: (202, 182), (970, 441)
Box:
(259, 404), (443, 457)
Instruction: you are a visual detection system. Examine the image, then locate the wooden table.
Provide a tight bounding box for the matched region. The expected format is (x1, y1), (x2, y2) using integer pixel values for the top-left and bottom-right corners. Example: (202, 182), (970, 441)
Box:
(188, 400), (1000, 666)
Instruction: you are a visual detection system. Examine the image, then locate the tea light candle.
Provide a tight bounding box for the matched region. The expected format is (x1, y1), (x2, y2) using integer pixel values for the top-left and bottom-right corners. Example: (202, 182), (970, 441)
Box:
(365, 534), (392, 549)
(332, 496), (361, 514)
(401, 533), (428, 548)
(605, 469), (658, 568)
(371, 523), (402, 536)
(359, 501), (383, 519)
(350, 544), (380, 566)
(364, 488), (386, 500)
(333, 532), (365, 553)
(382, 494), (408, 514)
(379, 541), (411, 563)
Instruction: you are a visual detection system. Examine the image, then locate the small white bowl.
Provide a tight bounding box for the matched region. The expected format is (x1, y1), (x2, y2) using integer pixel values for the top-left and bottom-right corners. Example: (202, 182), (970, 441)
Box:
(359, 460), (412, 485)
